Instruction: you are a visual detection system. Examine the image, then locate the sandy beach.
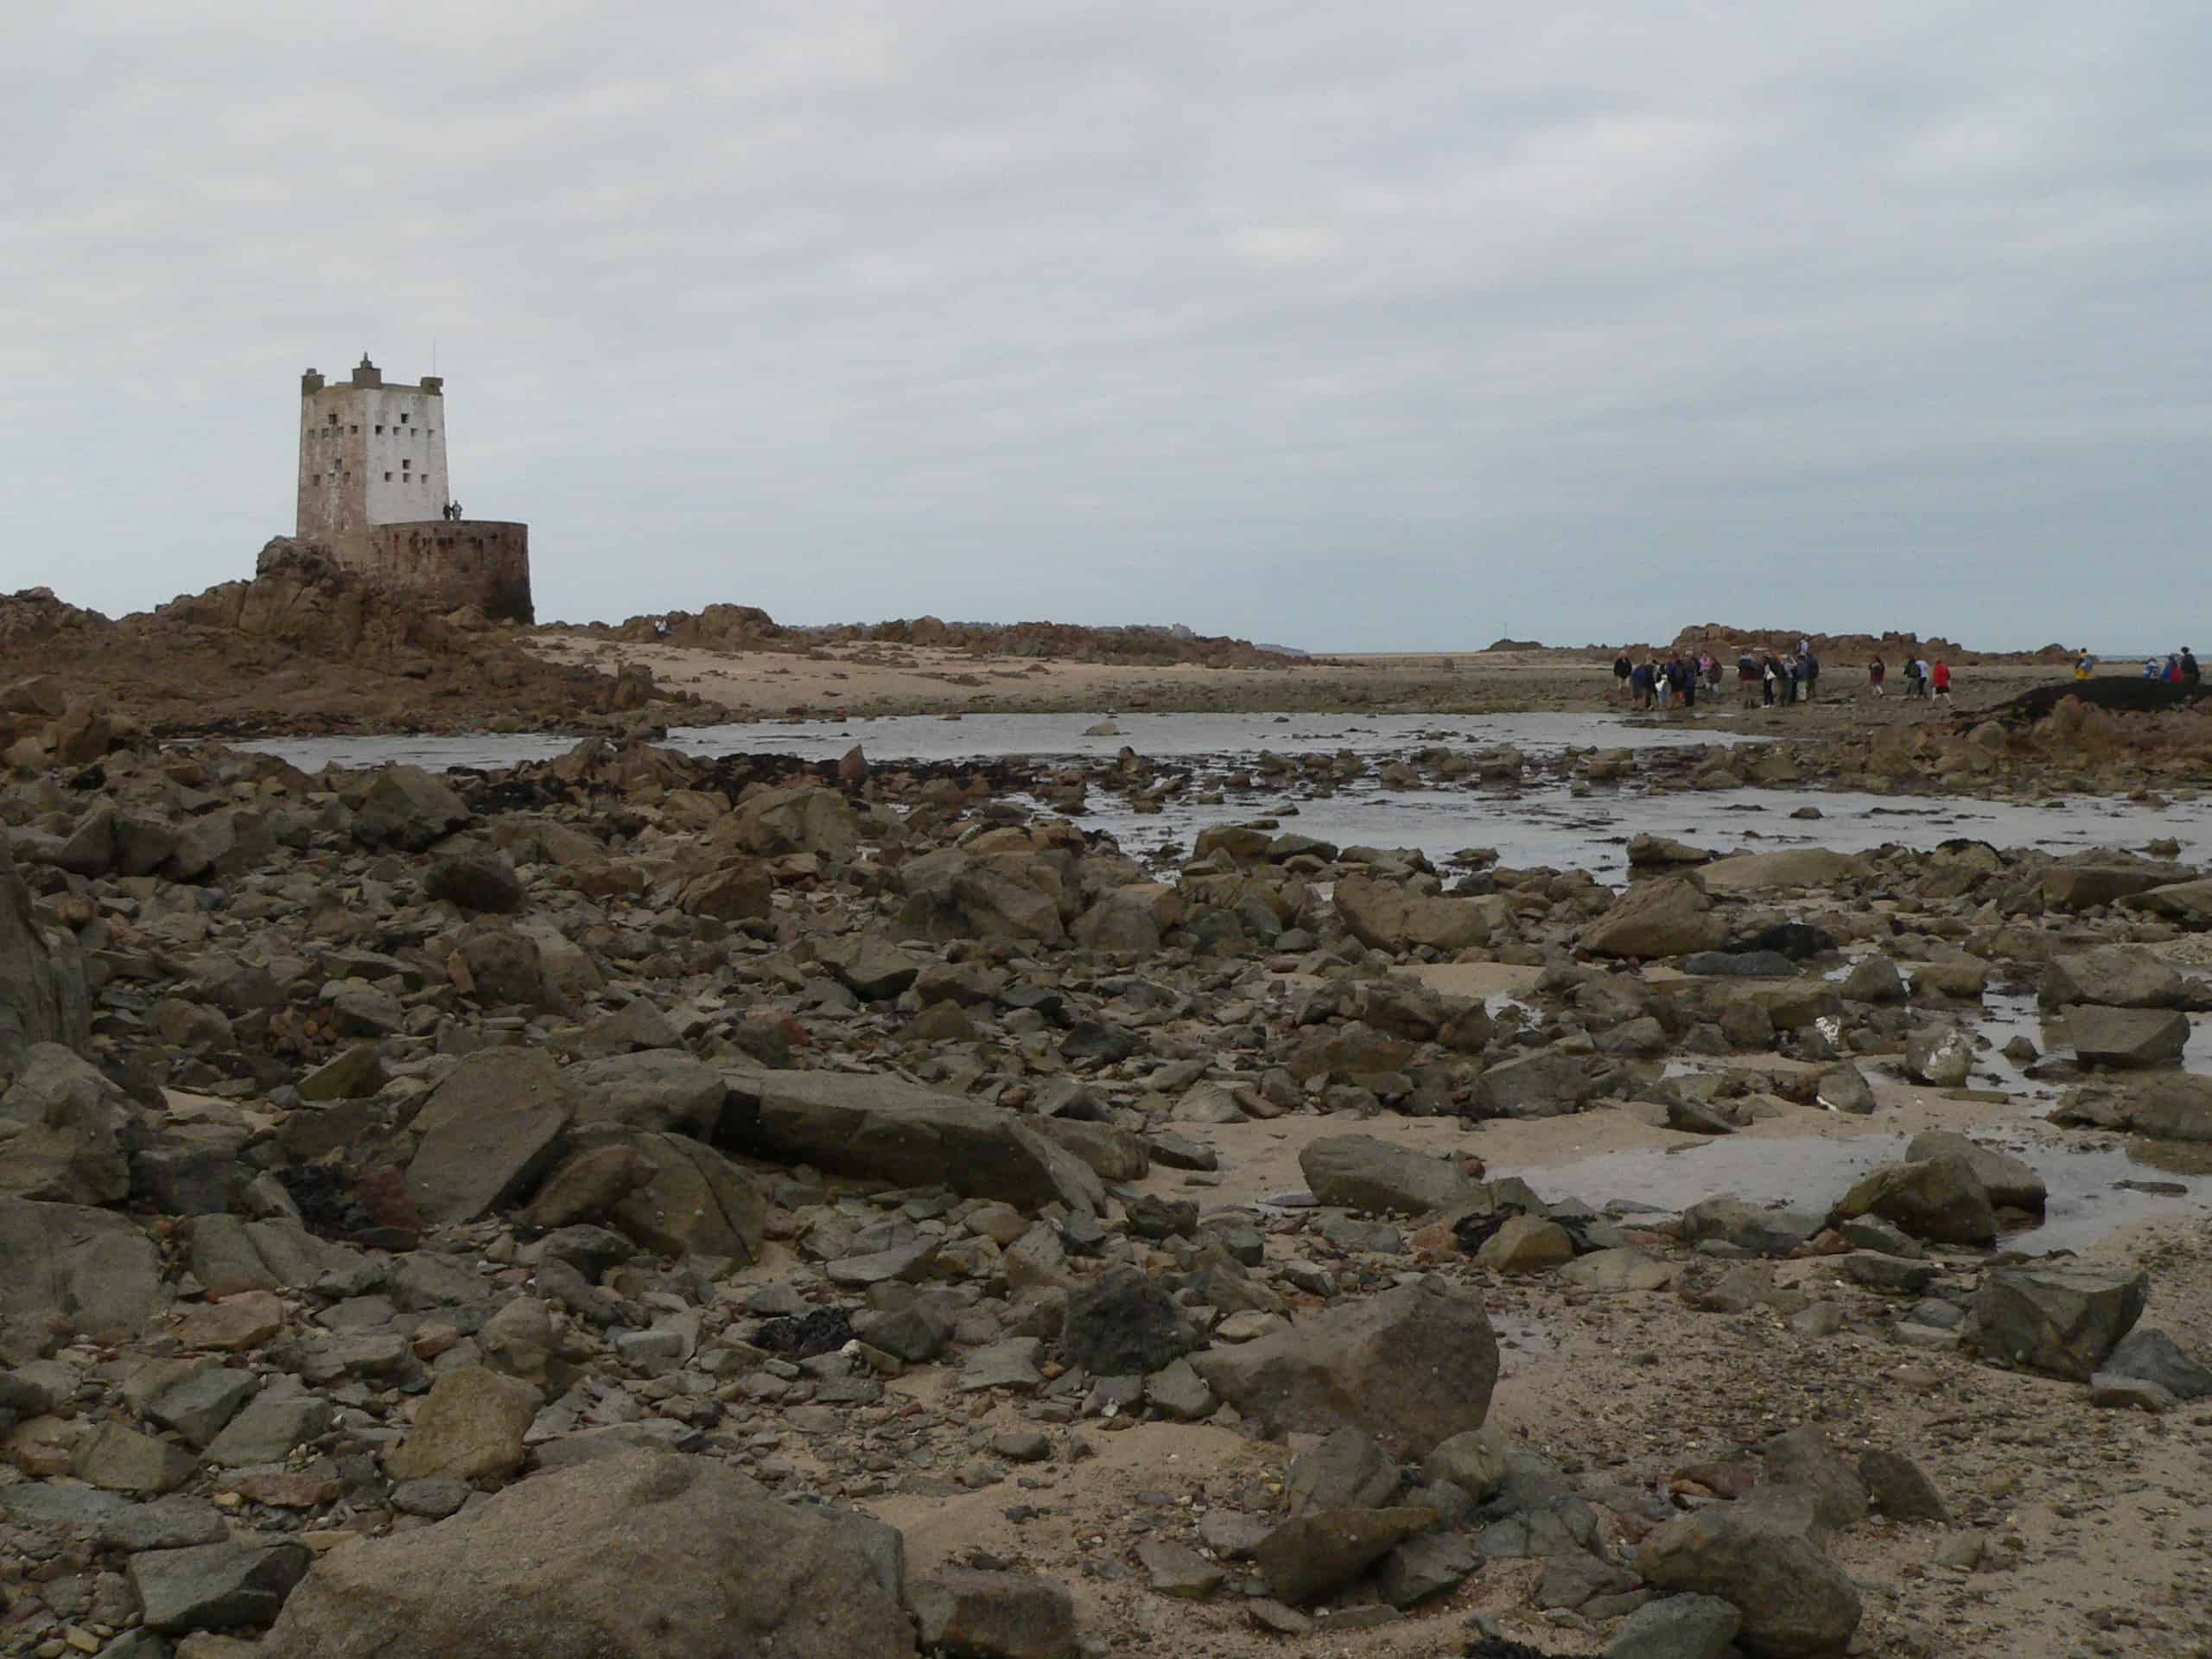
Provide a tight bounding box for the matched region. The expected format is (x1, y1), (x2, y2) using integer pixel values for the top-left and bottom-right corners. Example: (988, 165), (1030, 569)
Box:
(530, 632), (2079, 728)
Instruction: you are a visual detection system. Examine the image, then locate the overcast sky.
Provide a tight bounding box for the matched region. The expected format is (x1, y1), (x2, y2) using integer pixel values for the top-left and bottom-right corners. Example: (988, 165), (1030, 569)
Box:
(4, 3), (2208, 650)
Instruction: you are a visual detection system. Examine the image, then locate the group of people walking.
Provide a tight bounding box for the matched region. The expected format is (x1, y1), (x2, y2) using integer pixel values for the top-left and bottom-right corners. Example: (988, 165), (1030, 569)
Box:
(2142, 648), (2201, 685)
(1612, 640), (1829, 710)
(1612, 650), (1720, 709)
(1866, 653), (1950, 701)
(1612, 640), (1967, 710)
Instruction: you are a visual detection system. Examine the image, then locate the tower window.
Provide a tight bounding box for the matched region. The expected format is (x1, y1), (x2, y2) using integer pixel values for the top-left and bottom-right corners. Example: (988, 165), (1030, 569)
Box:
(384, 472), (392, 481)
(350, 425), (359, 435)
(400, 414), (410, 424)
(375, 424), (384, 435)
(327, 413), (338, 426)
(312, 474), (321, 485)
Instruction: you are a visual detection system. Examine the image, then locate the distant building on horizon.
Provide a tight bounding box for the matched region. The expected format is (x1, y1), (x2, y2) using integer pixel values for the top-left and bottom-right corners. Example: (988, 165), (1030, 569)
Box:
(295, 355), (531, 622)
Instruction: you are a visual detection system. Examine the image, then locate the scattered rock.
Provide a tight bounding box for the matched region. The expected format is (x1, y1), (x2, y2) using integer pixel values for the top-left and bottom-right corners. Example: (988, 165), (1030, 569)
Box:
(1192, 1280), (1498, 1456)
(2063, 1005), (2190, 1069)
(1252, 1506), (1438, 1605)
(263, 1452), (914, 1658)
(404, 1048), (575, 1225)
(1061, 1267), (1201, 1376)
(1637, 1505), (1861, 1657)
(1969, 1266), (2149, 1381)
(130, 1540), (312, 1636)
(1901, 1131), (2046, 1211)
(1298, 1134), (1475, 1217)
(385, 1364), (539, 1483)
(2098, 1327), (2212, 1401)
(725, 1070), (1104, 1215)
(1580, 876), (1726, 959)
(1904, 1023), (1974, 1088)
(1285, 1427), (1401, 1516)
(2039, 947), (2184, 1010)
(1607, 1593), (1743, 1659)
(909, 1568), (1077, 1659)
(1829, 1160), (1995, 1247)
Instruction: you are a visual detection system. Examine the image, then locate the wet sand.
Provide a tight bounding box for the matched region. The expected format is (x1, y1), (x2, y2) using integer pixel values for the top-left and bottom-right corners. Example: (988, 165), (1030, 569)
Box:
(528, 633), (2081, 726)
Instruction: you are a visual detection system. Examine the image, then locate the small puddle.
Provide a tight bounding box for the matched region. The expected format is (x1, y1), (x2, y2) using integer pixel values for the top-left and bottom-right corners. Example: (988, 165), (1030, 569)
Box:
(1973, 988), (2212, 1090)
(240, 717), (2212, 881)
(1497, 1127), (2212, 1255)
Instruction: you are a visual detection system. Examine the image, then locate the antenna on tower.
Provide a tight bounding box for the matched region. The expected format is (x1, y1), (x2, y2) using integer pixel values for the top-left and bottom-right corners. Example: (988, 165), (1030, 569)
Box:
(432, 336), (438, 374)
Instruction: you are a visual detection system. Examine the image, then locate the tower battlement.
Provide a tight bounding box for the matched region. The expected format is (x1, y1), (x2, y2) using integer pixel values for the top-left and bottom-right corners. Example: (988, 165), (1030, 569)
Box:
(293, 356), (531, 622)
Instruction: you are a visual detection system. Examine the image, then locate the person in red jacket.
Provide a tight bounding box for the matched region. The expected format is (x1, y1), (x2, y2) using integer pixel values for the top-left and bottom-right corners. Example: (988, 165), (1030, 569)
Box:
(1932, 660), (1953, 702)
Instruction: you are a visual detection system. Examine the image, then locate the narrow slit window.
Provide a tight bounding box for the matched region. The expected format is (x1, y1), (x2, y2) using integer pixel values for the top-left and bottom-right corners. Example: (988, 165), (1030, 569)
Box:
(383, 471), (392, 481)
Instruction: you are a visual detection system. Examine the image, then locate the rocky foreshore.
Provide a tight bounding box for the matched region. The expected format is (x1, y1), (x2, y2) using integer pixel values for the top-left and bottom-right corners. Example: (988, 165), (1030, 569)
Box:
(1, 545), (705, 750)
(14, 550), (2125, 739)
(2, 702), (2210, 1659)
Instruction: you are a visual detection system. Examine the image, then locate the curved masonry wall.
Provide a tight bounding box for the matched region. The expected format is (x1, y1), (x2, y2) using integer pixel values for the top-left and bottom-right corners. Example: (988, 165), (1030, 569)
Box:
(335, 522), (533, 623)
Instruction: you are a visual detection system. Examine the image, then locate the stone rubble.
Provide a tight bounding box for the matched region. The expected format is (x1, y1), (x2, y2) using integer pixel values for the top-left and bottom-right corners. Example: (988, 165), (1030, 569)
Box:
(0, 715), (2208, 1659)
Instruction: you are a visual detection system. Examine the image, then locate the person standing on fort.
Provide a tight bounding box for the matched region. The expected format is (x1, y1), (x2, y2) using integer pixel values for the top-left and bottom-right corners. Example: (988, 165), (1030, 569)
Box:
(2184, 647), (2201, 685)
(1868, 654), (1886, 697)
(1613, 651), (1633, 703)
(1932, 660), (1953, 702)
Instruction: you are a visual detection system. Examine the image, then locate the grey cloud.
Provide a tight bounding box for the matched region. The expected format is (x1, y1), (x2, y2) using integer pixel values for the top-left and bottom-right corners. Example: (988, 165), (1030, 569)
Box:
(3, 2), (2208, 649)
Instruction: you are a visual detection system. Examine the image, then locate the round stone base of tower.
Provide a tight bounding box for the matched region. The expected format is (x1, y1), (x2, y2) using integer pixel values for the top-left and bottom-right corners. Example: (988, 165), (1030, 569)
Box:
(339, 521), (533, 623)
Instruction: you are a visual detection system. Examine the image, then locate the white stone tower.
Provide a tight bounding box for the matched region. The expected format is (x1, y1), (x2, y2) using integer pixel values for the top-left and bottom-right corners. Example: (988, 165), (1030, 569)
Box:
(296, 355), (452, 548)
(286, 355), (532, 623)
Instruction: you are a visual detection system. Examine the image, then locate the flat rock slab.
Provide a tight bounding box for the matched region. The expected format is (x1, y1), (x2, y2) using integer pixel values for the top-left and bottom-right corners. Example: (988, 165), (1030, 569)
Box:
(0, 1197), (165, 1333)
(130, 1540), (311, 1636)
(565, 1050), (727, 1135)
(404, 1049), (575, 1226)
(75, 1424), (196, 1494)
(261, 1451), (912, 1659)
(958, 1338), (1045, 1393)
(724, 1070), (1103, 1216)
(175, 1291), (287, 1352)
(203, 1395), (334, 1468)
(910, 1569), (1078, 1659)
(1135, 1539), (1225, 1599)
(1298, 1134), (1476, 1217)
